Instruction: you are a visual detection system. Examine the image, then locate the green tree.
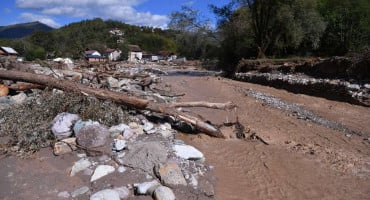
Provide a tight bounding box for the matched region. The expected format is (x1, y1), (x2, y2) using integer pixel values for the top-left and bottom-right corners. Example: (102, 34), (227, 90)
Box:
(237, 0), (325, 58)
(318, 0), (370, 55)
(169, 5), (218, 59)
(25, 46), (45, 61)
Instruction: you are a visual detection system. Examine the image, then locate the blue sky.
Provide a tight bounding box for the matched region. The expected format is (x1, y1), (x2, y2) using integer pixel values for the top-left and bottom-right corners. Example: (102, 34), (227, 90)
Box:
(0, 0), (230, 28)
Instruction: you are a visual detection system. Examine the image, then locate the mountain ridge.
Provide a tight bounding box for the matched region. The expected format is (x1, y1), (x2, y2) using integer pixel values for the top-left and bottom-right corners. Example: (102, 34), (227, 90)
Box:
(0, 21), (54, 39)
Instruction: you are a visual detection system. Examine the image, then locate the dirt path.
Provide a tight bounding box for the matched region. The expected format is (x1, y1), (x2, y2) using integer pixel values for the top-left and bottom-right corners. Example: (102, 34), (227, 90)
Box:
(164, 75), (370, 200)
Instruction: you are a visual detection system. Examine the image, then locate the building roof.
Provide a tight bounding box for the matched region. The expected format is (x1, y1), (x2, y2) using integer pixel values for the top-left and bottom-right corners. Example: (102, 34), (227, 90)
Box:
(128, 45), (142, 52)
(85, 50), (99, 55)
(105, 48), (120, 53)
(1, 46), (18, 55)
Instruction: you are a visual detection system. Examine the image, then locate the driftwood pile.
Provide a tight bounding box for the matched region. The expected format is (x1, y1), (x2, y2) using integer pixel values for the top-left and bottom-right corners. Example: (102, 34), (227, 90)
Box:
(0, 63), (235, 138)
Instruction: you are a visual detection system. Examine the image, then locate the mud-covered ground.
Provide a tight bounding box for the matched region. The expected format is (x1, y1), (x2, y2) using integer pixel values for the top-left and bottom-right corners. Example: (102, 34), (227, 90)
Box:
(0, 60), (370, 200)
(164, 74), (370, 200)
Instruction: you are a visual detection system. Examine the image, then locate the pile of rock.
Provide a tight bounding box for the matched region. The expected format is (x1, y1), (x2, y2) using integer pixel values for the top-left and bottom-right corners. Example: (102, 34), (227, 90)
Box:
(51, 112), (214, 199)
(235, 72), (370, 106)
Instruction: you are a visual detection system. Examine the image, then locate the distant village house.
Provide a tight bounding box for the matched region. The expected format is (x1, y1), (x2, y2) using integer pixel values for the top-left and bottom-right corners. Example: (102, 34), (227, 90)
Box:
(128, 45), (142, 62)
(0, 46), (18, 58)
(85, 50), (106, 62)
(105, 48), (121, 61)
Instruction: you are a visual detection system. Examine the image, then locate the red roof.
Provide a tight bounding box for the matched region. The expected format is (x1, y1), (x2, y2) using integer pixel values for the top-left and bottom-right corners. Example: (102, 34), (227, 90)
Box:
(128, 45), (142, 52)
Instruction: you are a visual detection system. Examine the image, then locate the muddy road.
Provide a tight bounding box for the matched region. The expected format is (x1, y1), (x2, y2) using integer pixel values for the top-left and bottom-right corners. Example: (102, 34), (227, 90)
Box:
(164, 75), (370, 200)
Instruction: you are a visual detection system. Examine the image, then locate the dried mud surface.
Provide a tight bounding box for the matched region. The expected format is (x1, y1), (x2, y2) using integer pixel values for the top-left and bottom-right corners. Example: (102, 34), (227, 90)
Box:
(164, 75), (370, 200)
(0, 64), (369, 200)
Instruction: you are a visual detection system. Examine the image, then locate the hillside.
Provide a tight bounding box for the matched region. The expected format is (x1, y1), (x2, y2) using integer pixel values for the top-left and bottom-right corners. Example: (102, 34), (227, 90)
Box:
(0, 21), (54, 39)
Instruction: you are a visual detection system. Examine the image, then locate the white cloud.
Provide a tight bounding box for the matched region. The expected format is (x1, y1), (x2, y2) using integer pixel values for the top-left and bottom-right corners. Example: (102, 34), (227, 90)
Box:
(20, 13), (61, 28)
(15, 0), (168, 27)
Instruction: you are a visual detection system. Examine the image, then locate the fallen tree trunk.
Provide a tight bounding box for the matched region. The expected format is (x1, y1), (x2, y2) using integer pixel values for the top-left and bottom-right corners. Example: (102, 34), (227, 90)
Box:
(0, 70), (225, 138)
(0, 70), (149, 109)
(8, 83), (45, 91)
(169, 101), (236, 110)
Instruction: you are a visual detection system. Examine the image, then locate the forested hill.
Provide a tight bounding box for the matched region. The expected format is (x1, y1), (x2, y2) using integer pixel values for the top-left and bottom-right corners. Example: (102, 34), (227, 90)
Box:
(0, 18), (179, 60)
(0, 21), (53, 39)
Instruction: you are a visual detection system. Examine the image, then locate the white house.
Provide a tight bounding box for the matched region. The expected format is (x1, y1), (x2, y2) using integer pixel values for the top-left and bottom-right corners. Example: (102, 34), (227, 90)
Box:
(128, 45), (142, 62)
(0, 46), (18, 57)
(105, 48), (121, 61)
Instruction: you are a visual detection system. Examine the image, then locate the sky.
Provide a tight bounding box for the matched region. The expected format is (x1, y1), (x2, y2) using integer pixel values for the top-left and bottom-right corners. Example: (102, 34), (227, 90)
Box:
(0, 0), (230, 29)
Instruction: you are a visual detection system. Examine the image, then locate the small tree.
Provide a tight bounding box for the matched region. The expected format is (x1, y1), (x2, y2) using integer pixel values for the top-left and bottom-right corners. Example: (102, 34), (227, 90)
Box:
(25, 46), (45, 61)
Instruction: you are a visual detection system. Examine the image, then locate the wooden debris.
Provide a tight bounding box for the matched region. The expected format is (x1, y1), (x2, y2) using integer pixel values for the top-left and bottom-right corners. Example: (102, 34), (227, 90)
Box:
(8, 83), (45, 91)
(169, 101), (236, 110)
(0, 70), (226, 138)
(0, 84), (9, 97)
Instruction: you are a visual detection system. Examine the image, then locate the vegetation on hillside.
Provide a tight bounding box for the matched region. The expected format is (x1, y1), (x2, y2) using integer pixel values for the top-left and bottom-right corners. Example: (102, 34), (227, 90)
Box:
(0, 18), (178, 60)
(0, 0), (369, 73)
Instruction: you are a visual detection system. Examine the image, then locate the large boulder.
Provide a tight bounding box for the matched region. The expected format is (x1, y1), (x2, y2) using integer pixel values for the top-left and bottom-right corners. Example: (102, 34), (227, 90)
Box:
(76, 124), (109, 148)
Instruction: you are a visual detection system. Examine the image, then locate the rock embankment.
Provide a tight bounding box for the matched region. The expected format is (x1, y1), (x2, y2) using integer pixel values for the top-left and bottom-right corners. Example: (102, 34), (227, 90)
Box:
(234, 55), (370, 106)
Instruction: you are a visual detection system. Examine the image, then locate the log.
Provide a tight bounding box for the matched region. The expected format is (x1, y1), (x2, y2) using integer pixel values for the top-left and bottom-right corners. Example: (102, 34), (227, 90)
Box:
(0, 70), (149, 109)
(0, 70), (225, 138)
(8, 83), (45, 91)
(169, 101), (236, 110)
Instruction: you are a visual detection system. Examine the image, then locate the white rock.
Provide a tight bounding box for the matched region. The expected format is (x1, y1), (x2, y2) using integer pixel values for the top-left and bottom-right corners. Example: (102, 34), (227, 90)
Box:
(159, 123), (171, 131)
(71, 159), (92, 176)
(107, 77), (120, 88)
(118, 79), (130, 87)
(118, 166), (126, 173)
(128, 122), (139, 129)
(91, 165), (115, 182)
(57, 191), (70, 198)
(113, 186), (130, 199)
(132, 127), (144, 135)
(117, 152), (126, 158)
(71, 186), (90, 197)
(160, 130), (173, 138)
(189, 174), (198, 188)
(135, 180), (161, 195)
(109, 124), (129, 134)
(123, 128), (135, 139)
(11, 92), (27, 104)
(73, 120), (100, 136)
(348, 84), (360, 90)
(113, 139), (127, 151)
(52, 112), (80, 138)
(173, 144), (204, 161)
(153, 186), (175, 200)
(143, 122), (154, 132)
(90, 189), (120, 200)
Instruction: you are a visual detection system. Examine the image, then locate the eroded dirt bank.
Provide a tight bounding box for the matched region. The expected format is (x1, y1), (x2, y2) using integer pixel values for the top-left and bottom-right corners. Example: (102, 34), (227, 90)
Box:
(164, 75), (370, 200)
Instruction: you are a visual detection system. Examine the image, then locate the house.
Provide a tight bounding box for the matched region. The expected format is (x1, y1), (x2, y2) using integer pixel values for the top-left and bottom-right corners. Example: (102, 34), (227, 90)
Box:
(109, 28), (124, 36)
(85, 50), (106, 62)
(142, 52), (158, 62)
(0, 46), (18, 58)
(105, 48), (121, 61)
(157, 51), (176, 61)
(128, 45), (142, 62)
